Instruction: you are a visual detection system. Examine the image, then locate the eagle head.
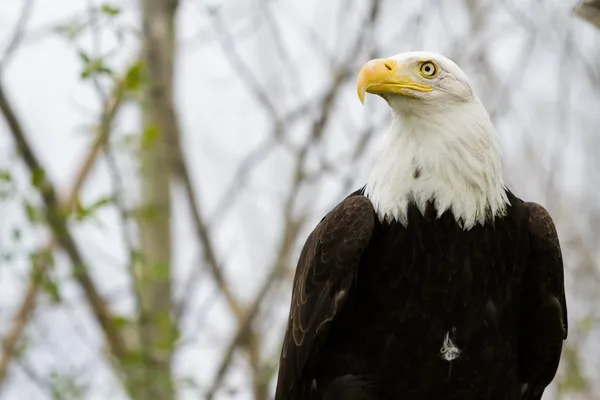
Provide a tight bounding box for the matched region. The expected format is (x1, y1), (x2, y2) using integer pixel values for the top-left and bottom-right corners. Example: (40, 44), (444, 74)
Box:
(357, 51), (476, 110)
(357, 51), (509, 229)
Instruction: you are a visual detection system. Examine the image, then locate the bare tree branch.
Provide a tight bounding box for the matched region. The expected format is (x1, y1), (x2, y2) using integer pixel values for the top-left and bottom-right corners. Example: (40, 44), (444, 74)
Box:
(0, 72), (128, 389)
(207, 96), (327, 229)
(208, 10), (280, 121)
(0, 0), (35, 70)
(205, 2), (382, 396)
(173, 4), (301, 328)
(259, 4), (303, 97)
(204, 213), (301, 400)
(171, 128), (245, 319)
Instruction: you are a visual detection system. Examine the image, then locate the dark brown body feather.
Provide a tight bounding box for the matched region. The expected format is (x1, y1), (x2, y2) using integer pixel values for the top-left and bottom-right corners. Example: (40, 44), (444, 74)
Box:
(275, 188), (567, 400)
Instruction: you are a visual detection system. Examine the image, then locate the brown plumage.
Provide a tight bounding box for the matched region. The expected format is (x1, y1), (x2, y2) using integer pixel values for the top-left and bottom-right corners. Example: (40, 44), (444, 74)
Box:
(274, 188), (567, 400)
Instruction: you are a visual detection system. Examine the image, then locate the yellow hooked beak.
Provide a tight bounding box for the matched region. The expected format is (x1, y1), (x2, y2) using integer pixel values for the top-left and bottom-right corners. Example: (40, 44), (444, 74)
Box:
(357, 58), (433, 104)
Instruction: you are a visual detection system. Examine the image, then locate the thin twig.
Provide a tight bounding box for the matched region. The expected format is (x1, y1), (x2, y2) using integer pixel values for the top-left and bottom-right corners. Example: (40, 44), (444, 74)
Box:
(259, 4), (303, 97)
(205, 2), (381, 394)
(209, 11), (280, 121)
(171, 133), (245, 319)
(203, 80), (343, 396)
(204, 215), (301, 400)
(16, 358), (51, 396)
(207, 91), (332, 229)
(86, 0), (108, 101)
(0, 73), (128, 388)
(0, 0), (35, 70)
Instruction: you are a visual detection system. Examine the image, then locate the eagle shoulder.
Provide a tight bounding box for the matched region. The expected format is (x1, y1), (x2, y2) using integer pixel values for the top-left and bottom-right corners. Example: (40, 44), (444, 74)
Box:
(275, 194), (375, 400)
(519, 201), (568, 399)
(523, 201), (567, 338)
(525, 202), (560, 253)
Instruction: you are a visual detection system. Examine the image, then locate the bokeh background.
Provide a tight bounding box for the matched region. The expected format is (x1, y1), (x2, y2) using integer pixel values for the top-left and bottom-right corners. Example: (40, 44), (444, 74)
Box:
(0, 0), (599, 399)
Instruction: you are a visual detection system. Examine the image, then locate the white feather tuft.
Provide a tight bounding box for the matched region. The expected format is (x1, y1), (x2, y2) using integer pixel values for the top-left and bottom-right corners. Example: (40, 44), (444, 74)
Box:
(440, 331), (461, 361)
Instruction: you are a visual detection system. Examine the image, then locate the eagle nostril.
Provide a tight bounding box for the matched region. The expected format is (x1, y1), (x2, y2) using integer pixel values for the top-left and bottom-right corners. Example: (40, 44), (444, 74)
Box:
(384, 62), (393, 71)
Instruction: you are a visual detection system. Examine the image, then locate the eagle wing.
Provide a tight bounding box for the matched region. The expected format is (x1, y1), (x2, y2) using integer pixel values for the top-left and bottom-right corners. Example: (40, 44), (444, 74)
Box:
(519, 202), (568, 399)
(274, 195), (375, 400)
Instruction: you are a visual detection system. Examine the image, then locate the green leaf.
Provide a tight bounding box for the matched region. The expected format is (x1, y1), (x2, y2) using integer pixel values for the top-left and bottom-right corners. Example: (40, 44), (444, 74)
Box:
(74, 195), (115, 221)
(88, 195), (115, 211)
(124, 61), (144, 91)
(49, 371), (88, 399)
(131, 249), (145, 265)
(111, 315), (130, 329)
(30, 168), (46, 188)
(43, 276), (62, 303)
(24, 201), (45, 224)
(74, 199), (87, 220)
(0, 170), (12, 182)
(78, 51), (91, 63)
(80, 57), (114, 80)
(141, 124), (160, 149)
(31, 249), (55, 274)
(100, 3), (121, 16)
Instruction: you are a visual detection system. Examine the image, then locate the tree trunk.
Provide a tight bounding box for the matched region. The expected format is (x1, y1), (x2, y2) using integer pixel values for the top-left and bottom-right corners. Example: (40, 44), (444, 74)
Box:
(130, 0), (180, 398)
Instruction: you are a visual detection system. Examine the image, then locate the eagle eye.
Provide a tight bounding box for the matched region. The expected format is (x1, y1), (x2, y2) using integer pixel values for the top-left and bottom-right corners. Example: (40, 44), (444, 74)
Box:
(419, 61), (438, 78)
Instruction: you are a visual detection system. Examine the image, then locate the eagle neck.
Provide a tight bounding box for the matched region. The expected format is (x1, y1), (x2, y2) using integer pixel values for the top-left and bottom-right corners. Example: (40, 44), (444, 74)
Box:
(364, 102), (509, 230)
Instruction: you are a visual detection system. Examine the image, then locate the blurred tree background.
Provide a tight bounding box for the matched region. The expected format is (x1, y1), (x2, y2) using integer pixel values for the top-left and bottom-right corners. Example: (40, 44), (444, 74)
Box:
(0, 0), (599, 399)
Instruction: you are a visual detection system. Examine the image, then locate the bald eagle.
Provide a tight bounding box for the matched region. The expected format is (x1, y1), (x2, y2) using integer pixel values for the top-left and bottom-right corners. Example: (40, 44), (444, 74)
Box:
(274, 52), (567, 400)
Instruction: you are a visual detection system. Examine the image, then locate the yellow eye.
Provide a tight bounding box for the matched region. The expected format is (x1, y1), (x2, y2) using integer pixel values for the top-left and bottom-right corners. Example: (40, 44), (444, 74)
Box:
(419, 61), (438, 78)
